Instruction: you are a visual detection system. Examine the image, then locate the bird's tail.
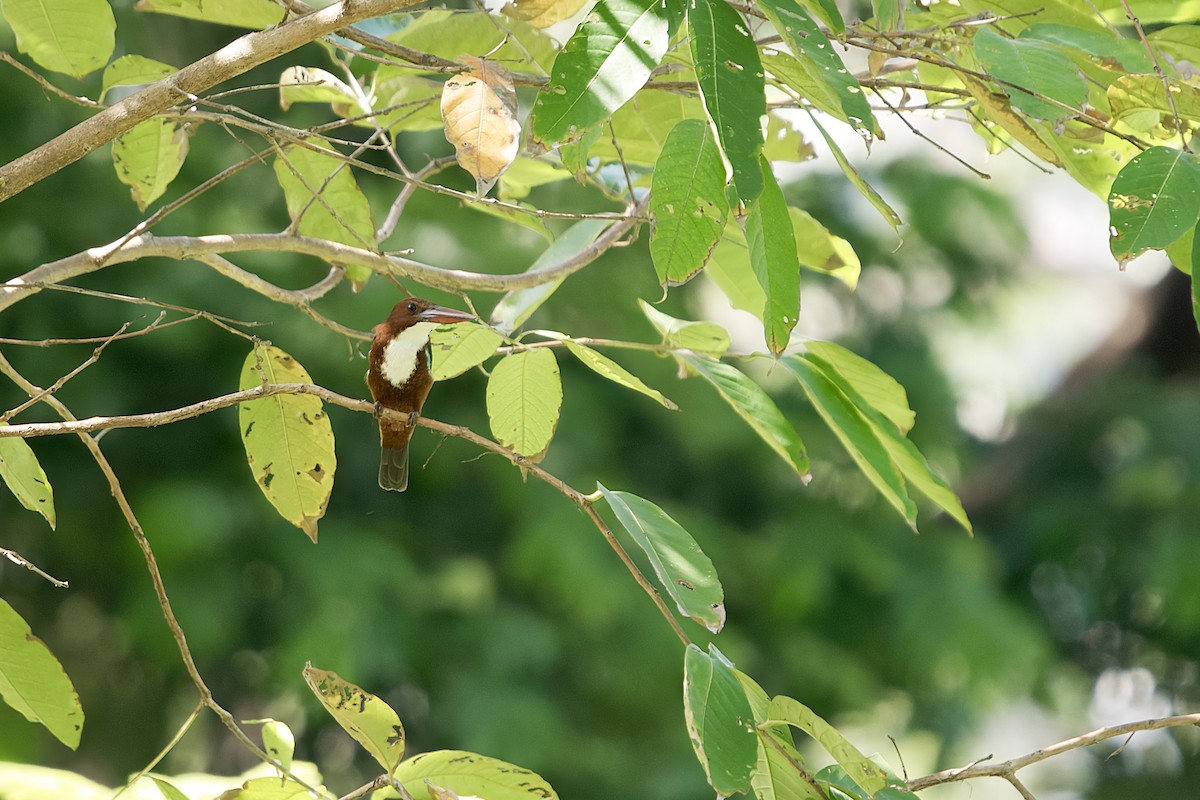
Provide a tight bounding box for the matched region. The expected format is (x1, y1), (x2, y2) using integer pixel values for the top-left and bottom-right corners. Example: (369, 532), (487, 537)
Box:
(379, 445), (409, 492)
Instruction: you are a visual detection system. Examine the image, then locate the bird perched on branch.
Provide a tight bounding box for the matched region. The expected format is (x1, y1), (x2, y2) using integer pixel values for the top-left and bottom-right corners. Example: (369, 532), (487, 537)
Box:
(367, 297), (474, 491)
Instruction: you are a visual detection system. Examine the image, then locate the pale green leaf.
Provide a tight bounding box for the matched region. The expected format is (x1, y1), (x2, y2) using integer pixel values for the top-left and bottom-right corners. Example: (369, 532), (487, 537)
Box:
(303, 664), (405, 773)
(765, 695), (889, 796)
(0, 598), (82, 749)
(101, 55), (175, 103)
(485, 349), (562, 457)
(1021, 23), (1152, 74)
(798, 0), (843, 33)
(429, 323), (504, 381)
(707, 220), (766, 316)
(810, 114), (901, 229)
(0, 764), (107, 799)
(1150, 24), (1200, 65)
(682, 355), (810, 480)
(386, 10), (557, 72)
(0, 422), (56, 528)
(763, 51), (846, 123)
(974, 26), (1087, 122)
(392, 750), (558, 800)
(497, 157), (571, 201)
(683, 644), (756, 795)
(531, 0), (681, 146)
(1108, 146), (1200, 264)
(745, 157), (800, 355)
(1108, 75), (1200, 130)
(734, 671), (821, 800)
(565, 342), (677, 409)
(804, 342), (913, 433)
(279, 66), (361, 113)
(217, 776), (313, 800)
(589, 90), (704, 166)
(690, 0), (766, 205)
(133, 0), (283, 28)
(790, 208), (860, 289)
(639, 300), (730, 355)
(238, 344), (336, 543)
(261, 720), (296, 772)
(650, 119), (730, 286)
(599, 486), (724, 630)
(150, 777), (190, 800)
(2, 0), (114, 77)
(113, 118), (190, 211)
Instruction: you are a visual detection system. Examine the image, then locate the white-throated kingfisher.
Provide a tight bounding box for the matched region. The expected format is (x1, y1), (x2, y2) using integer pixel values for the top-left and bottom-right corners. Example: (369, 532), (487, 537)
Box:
(367, 297), (474, 491)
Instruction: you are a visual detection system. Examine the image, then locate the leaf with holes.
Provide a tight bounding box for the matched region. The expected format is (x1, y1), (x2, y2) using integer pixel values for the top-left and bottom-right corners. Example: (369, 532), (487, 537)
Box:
(1109, 146), (1200, 264)
(279, 66), (361, 113)
(650, 120), (729, 286)
(486, 349), (562, 457)
(304, 664), (405, 773)
(683, 644), (757, 795)
(0, 423), (56, 529)
(441, 58), (521, 195)
(3, 0), (114, 77)
(113, 118), (190, 211)
(0, 598), (82, 748)
(238, 344), (336, 543)
(601, 485), (725, 631)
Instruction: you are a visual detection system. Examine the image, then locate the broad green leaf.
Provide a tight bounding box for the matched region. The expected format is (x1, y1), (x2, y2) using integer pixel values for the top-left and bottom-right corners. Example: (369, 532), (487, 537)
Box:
(682, 355), (810, 481)
(707, 221), (766, 316)
(101, 55), (175, 103)
(690, 0), (766, 205)
(759, 0), (879, 137)
(531, 0), (680, 146)
(764, 112), (815, 163)
(745, 157), (800, 355)
(150, 777), (190, 800)
(279, 66), (361, 113)
(798, 0), (843, 34)
(803, 353), (972, 534)
(387, 10), (557, 73)
(133, 0), (283, 28)
(804, 342), (913, 433)
(565, 343), (677, 409)
(734, 671), (821, 800)
(1020, 23), (1152, 74)
(599, 486), (724, 631)
(392, 750), (558, 800)
(303, 664), (405, 773)
(1169, 225), (1195, 274)
(0, 598), (82, 748)
(113, 118), (190, 211)
(809, 115), (901, 229)
(0, 422), (56, 528)
(1150, 24), (1200, 66)
(273, 138), (375, 289)
(486, 348), (562, 457)
(2, 0), (114, 77)
(217, 776), (313, 800)
(491, 219), (613, 333)
(497, 157), (572, 201)
(639, 300), (730, 355)
(369, 70), (444, 133)
(238, 344), (336, 543)
(974, 26), (1087, 122)
(783, 355), (917, 529)
(650, 120), (729, 285)
(766, 695), (888, 797)
(790, 208), (860, 289)
(1108, 146), (1200, 264)
(683, 644), (757, 795)
(430, 324), (504, 381)
(591, 91), (704, 166)
(1108, 75), (1200, 130)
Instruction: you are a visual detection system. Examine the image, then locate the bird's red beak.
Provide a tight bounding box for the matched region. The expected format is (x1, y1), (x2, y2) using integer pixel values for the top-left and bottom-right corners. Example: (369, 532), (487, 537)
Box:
(419, 305), (475, 325)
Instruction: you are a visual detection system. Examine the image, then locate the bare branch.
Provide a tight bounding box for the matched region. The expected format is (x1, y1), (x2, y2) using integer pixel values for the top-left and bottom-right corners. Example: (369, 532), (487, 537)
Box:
(0, 546), (69, 588)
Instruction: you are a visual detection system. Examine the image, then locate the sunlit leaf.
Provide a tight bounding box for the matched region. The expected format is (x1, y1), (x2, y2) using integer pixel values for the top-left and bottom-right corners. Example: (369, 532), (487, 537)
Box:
(392, 750), (558, 800)
(0, 598), (82, 749)
(639, 300), (730, 355)
(2, 0), (114, 77)
(683, 644), (756, 795)
(238, 344), (336, 543)
(134, 0), (283, 28)
(279, 66), (360, 112)
(790, 208), (860, 289)
(1193, 221), (1200, 334)
(149, 776), (190, 800)
(1108, 75), (1200, 130)
(261, 720), (296, 772)
(599, 485), (724, 631)
(765, 695), (888, 797)
(564, 342), (677, 409)
(804, 342), (914, 433)
(1108, 146), (1200, 264)
(430, 324), (504, 381)
(216, 776), (313, 800)
(303, 664), (405, 773)
(101, 55), (175, 102)
(682, 355), (810, 481)
(0, 763), (107, 798)
(112, 118), (190, 211)
(974, 27), (1087, 122)
(650, 120), (729, 286)
(486, 348), (562, 457)
(0, 422), (56, 528)
(1021, 23), (1152, 73)
(745, 157), (800, 355)
(387, 10), (558, 73)
(503, 0), (588, 28)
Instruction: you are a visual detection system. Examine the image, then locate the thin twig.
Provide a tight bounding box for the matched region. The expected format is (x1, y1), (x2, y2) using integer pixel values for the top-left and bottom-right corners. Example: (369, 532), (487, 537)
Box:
(874, 91), (991, 179)
(0, 546), (69, 587)
(0, 51), (103, 108)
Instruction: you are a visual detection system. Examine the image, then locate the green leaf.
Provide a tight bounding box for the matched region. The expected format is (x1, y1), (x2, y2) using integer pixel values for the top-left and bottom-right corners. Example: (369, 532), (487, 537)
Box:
(1108, 146), (1200, 264)
(490, 219), (613, 334)
(871, 0), (901, 30)
(734, 671), (821, 800)
(1150, 24), (1200, 66)
(0, 598), (83, 749)
(763, 51), (846, 123)
(765, 695), (888, 796)
(591, 90), (705, 166)
(101, 55), (175, 103)
(261, 720), (296, 772)
(429, 324), (504, 381)
(783, 355), (917, 529)
(486, 348), (562, 457)
(683, 644), (757, 795)
(531, 0), (680, 146)
(682, 355), (810, 481)
(133, 0), (283, 28)
(790, 208), (860, 289)
(2, 0), (114, 77)
(974, 26), (1087, 122)
(149, 777), (191, 800)
(216, 776), (314, 800)
(112, 119), (191, 211)
(303, 664), (405, 773)
(564, 342), (677, 409)
(650, 120), (730, 286)
(809, 115), (901, 229)
(639, 300), (730, 355)
(599, 486), (724, 631)
(387, 10), (557, 73)
(238, 344), (336, 543)
(803, 342), (913, 433)
(0, 422), (56, 528)
(707, 221), (766, 316)
(759, 0), (879, 136)
(1020, 23), (1153, 73)
(272, 139), (376, 289)
(745, 157), (800, 355)
(690, 0), (766, 205)
(497, 157), (572, 201)
(798, 0), (843, 33)
(1108, 75), (1200, 130)
(278, 66), (361, 113)
(393, 750), (558, 800)
(0, 763), (107, 798)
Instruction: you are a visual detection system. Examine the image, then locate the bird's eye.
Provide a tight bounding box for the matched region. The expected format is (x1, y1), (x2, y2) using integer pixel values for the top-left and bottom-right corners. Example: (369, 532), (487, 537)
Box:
(406, 303), (416, 312)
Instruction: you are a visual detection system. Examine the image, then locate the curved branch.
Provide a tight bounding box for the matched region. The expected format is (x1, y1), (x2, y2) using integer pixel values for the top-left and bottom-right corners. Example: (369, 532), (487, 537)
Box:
(0, 0), (423, 203)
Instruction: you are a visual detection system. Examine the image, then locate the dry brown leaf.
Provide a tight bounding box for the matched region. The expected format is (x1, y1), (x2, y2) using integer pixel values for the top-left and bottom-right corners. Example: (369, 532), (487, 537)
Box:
(441, 57), (521, 196)
(502, 0), (589, 28)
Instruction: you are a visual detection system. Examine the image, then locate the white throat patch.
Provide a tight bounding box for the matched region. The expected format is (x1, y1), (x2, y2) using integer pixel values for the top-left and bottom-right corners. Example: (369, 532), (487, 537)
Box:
(381, 321), (438, 387)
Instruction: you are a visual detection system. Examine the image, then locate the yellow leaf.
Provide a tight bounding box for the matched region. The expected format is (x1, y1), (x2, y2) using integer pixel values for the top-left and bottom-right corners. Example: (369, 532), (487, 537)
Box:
(441, 58), (521, 195)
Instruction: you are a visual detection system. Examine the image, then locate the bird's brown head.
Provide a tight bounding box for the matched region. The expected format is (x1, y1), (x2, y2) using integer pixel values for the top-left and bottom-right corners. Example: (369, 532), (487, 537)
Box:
(376, 297), (475, 338)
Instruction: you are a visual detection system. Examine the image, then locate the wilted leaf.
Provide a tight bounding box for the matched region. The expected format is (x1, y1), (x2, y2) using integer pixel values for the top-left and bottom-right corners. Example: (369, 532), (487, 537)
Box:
(0, 598), (83, 749)
(0, 422), (56, 528)
(303, 664), (405, 773)
(486, 349), (562, 457)
(441, 58), (521, 195)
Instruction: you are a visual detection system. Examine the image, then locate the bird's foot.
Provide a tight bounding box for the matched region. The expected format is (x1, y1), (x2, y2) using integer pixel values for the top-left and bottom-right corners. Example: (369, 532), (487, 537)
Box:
(407, 411), (420, 426)
(372, 401), (383, 419)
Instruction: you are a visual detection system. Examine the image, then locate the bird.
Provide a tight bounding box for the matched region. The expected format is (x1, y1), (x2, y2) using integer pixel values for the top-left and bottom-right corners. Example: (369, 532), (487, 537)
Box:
(367, 297), (474, 491)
